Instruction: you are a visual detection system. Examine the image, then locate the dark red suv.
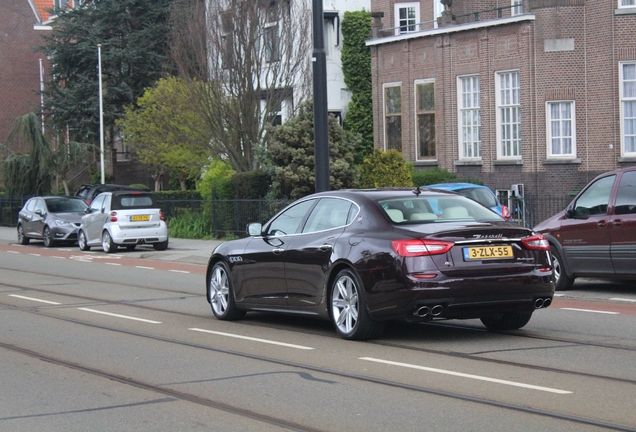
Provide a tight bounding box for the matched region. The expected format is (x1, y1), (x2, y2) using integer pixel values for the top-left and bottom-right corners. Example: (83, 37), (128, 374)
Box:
(534, 167), (636, 290)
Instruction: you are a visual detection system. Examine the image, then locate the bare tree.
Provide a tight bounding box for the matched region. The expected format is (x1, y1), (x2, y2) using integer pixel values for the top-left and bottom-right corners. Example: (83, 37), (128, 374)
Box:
(169, 0), (312, 172)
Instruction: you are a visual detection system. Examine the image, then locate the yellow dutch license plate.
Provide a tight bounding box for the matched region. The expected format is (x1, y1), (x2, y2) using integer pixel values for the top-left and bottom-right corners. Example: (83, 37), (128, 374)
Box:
(463, 245), (513, 260)
(130, 215), (150, 222)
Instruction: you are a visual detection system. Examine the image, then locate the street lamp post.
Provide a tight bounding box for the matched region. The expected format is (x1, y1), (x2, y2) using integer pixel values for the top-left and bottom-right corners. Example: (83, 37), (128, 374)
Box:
(97, 44), (105, 184)
(312, 0), (329, 192)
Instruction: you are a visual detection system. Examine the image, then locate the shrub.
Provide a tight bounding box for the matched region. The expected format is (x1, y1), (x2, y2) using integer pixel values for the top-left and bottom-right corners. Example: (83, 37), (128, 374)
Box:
(359, 149), (412, 188)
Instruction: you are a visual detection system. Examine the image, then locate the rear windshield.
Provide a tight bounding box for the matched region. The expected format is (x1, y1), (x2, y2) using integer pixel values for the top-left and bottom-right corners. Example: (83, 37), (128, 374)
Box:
(111, 194), (158, 210)
(456, 188), (498, 207)
(378, 195), (503, 224)
(45, 198), (87, 213)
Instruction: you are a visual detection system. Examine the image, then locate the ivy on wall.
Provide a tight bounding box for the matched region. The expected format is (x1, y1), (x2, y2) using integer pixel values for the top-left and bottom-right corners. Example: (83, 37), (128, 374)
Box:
(341, 10), (373, 164)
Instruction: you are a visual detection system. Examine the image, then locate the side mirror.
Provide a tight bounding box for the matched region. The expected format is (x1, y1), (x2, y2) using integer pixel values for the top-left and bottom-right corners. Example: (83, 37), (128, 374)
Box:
(85, 207), (93, 214)
(35, 209), (44, 216)
(247, 223), (262, 236)
(564, 207), (575, 218)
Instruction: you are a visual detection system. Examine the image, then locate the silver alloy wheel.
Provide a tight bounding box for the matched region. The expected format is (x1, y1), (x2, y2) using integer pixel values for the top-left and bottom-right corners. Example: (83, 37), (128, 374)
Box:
(552, 252), (562, 284)
(17, 225), (29, 245)
(209, 265), (230, 316)
(43, 226), (52, 247)
(552, 254), (561, 284)
(102, 231), (114, 253)
(331, 274), (359, 335)
(78, 231), (88, 250)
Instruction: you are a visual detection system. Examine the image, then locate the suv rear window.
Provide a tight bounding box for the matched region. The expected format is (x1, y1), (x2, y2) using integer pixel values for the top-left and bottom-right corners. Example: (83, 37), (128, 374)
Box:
(111, 194), (157, 210)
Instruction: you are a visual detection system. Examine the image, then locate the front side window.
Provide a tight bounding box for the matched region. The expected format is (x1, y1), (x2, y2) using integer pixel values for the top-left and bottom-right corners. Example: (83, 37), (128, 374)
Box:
(384, 83), (402, 152)
(573, 175), (616, 217)
(458, 75), (481, 159)
(394, 2), (419, 35)
(267, 199), (315, 236)
(620, 62), (636, 156)
(547, 101), (576, 158)
(615, 171), (636, 215)
(416, 80), (435, 159)
(496, 70), (521, 159)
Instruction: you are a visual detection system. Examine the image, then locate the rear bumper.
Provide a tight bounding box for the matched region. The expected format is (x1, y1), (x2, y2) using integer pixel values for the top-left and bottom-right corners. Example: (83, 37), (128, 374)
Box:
(109, 224), (168, 245)
(364, 272), (555, 321)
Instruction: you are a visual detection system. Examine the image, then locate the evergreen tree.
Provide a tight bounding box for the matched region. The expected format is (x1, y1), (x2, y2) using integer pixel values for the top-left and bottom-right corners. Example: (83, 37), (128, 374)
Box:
(261, 101), (359, 199)
(40, 0), (174, 146)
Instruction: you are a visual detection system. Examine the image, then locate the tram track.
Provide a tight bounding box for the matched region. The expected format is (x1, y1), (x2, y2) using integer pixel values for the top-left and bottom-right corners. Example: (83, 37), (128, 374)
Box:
(1, 303), (634, 432)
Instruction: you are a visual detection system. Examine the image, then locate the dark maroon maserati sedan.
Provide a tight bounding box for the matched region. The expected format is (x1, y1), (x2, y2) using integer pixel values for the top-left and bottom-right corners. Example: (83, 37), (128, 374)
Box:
(206, 188), (554, 340)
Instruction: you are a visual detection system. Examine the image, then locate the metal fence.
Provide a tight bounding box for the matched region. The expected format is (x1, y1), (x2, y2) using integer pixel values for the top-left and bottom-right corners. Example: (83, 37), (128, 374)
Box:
(0, 194), (572, 236)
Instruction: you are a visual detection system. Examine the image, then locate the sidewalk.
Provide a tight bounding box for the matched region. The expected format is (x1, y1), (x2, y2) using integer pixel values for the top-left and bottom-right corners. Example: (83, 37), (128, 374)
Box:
(0, 226), (223, 266)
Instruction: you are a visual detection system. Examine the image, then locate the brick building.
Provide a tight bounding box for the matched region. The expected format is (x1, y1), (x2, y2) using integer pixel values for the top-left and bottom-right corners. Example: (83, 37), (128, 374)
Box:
(0, 1), (47, 151)
(367, 0), (636, 198)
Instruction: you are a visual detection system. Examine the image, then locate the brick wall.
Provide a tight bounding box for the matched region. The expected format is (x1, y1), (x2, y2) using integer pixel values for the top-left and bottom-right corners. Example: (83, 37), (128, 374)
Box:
(370, 0), (636, 197)
(0, 1), (46, 150)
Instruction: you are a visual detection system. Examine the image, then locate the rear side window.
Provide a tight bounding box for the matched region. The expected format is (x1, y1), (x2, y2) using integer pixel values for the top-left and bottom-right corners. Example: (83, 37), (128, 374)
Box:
(112, 194), (157, 210)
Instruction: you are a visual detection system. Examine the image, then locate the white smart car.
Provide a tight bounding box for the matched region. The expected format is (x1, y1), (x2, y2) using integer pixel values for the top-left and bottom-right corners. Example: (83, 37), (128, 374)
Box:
(78, 191), (168, 253)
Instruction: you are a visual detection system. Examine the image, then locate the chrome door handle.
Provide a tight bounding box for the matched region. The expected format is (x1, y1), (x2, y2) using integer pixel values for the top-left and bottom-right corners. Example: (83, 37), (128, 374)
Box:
(273, 248), (285, 254)
(319, 244), (333, 252)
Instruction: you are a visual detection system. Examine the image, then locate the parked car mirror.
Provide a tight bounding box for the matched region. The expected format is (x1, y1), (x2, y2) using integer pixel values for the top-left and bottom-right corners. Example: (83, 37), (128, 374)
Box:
(565, 207), (575, 218)
(85, 207), (93, 214)
(35, 209), (44, 216)
(247, 223), (262, 236)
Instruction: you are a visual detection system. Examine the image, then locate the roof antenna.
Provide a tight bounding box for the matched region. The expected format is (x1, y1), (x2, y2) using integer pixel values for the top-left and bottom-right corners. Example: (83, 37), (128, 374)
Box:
(412, 186), (422, 197)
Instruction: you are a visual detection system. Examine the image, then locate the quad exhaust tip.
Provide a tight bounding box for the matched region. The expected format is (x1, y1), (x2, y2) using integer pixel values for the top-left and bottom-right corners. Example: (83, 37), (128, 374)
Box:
(534, 297), (552, 309)
(413, 304), (444, 318)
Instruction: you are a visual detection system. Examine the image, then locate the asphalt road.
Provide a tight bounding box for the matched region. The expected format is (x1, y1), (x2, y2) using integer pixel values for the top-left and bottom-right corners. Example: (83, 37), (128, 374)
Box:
(1, 227), (636, 431)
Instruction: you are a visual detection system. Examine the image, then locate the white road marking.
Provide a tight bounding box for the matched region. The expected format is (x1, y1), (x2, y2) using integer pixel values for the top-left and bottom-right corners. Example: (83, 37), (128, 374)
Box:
(169, 270), (190, 274)
(77, 308), (161, 324)
(105, 262), (121, 266)
(51, 256), (65, 259)
(135, 266), (154, 270)
(359, 357), (572, 394)
(610, 297), (636, 303)
(29, 253), (41, 256)
(189, 328), (315, 350)
(9, 295), (61, 305)
(7, 251), (19, 254)
(560, 308), (619, 315)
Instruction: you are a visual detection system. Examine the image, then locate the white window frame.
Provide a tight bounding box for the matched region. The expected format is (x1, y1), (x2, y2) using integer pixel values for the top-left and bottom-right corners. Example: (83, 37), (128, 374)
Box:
(383, 82), (402, 152)
(511, 0), (523, 16)
(394, 2), (420, 35)
(434, 0), (444, 29)
(495, 70), (521, 160)
(457, 75), (481, 160)
(546, 101), (576, 159)
(619, 0), (636, 8)
(415, 79), (436, 160)
(620, 61), (636, 156)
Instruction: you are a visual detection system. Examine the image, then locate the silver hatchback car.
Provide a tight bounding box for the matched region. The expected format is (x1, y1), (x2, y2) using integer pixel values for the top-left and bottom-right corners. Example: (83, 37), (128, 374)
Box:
(78, 191), (168, 253)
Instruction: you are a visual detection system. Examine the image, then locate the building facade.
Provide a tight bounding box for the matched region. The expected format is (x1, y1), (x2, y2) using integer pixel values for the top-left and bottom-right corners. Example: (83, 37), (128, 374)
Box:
(367, 0), (636, 198)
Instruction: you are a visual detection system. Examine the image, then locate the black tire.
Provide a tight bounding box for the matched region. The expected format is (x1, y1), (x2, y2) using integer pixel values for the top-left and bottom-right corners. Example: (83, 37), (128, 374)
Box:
(330, 269), (385, 340)
(17, 224), (30, 245)
(125, 245), (137, 251)
(43, 226), (55, 248)
(208, 261), (245, 320)
(551, 246), (574, 291)
(480, 311), (533, 331)
(102, 230), (117, 254)
(78, 230), (90, 251)
(153, 240), (169, 251)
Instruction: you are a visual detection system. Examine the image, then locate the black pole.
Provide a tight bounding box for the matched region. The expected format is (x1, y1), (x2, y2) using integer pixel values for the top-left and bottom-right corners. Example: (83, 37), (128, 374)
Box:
(312, 0), (329, 192)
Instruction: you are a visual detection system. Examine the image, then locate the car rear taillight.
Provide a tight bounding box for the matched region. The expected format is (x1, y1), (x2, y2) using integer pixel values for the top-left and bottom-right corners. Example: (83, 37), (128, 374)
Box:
(502, 205), (511, 220)
(521, 234), (550, 251)
(160, 209), (165, 221)
(109, 211), (118, 222)
(392, 239), (454, 257)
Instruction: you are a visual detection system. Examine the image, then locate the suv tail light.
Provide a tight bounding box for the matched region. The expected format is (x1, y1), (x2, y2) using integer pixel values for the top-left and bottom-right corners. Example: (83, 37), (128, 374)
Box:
(160, 209), (165, 221)
(501, 205), (511, 220)
(392, 239), (454, 257)
(521, 234), (550, 251)
(109, 211), (118, 222)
